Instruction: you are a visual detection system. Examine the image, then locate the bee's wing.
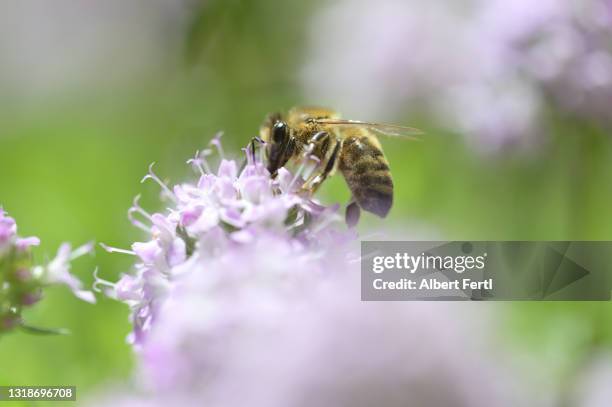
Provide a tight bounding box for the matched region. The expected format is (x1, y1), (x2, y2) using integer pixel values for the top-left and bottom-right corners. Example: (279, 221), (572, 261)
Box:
(315, 119), (423, 140)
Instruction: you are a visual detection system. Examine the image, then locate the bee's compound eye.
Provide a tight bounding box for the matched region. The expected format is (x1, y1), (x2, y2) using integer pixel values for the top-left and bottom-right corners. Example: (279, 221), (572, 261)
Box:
(272, 121), (288, 143)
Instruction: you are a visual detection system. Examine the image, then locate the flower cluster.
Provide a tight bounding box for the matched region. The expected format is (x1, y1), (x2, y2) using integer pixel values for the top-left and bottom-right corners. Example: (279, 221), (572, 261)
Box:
(489, 0), (612, 124)
(96, 137), (355, 346)
(0, 209), (94, 335)
(193, 298), (521, 407)
(92, 272), (523, 406)
(303, 0), (612, 149)
(89, 139), (530, 406)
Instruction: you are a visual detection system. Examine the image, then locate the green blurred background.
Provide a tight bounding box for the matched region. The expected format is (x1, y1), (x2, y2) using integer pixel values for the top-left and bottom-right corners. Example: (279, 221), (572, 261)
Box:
(0, 0), (611, 404)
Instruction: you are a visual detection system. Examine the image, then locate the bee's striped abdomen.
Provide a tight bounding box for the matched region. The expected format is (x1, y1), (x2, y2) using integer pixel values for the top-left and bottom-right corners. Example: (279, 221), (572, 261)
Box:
(339, 135), (393, 218)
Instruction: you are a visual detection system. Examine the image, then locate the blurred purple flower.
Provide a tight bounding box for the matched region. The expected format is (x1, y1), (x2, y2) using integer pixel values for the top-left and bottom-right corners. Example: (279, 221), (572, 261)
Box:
(201, 284), (524, 407)
(0, 208), (95, 335)
(0, 209), (17, 250)
(303, 0), (612, 150)
(138, 230), (353, 393)
(573, 353), (612, 407)
(95, 271), (524, 406)
(15, 236), (41, 251)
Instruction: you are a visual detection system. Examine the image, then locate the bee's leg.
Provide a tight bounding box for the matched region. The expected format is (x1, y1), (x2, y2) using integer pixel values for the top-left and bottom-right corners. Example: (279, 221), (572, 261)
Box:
(307, 131), (330, 148)
(301, 137), (340, 194)
(294, 131), (329, 189)
(300, 131), (329, 170)
(345, 198), (361, 228)
(239, 137), (265, 173)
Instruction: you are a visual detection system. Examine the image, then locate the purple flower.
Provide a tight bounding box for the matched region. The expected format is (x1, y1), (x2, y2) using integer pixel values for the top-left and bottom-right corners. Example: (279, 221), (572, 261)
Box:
(138, 230), (354, 393)
(0, 208), (17, 250)
(573, 353), (612, 407)
(132, 241), (163, 265)
(96, 265), (525, 406)
(198, 284), (524, 407)
(90, 137), (533, 407)
(40, 242), (96, 303)
(0, 209), (95, 335)
(303, 0), (612, 150)
(97, 136), (351, 347)
(15, 236), (41, 251)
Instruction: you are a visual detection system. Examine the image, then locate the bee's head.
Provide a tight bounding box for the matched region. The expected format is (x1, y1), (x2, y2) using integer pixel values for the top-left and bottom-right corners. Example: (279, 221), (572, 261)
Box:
(260, 113), (290, 177)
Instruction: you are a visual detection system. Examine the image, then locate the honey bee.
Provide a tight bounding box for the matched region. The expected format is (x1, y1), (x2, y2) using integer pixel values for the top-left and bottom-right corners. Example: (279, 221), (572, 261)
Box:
(258, 106), (422, 225)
